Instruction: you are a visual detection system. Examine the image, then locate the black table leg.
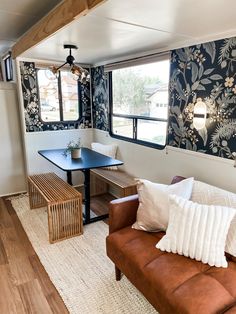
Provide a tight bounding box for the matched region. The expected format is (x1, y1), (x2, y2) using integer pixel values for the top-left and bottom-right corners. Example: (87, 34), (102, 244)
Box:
(82, 169), (109, 225)
(83, 169), (91, 224)
(67, 171), (72, 185)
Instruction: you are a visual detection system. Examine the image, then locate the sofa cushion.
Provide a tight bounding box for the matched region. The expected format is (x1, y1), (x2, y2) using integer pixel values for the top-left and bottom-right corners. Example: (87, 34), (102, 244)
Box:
(91, 142), (118, 170)
(191, 180), (236, 258)
(107, 227), (236, 313)
(107, 227), (165, 270)
(157, 195), (235, 268)
(132, 177), (194, 232)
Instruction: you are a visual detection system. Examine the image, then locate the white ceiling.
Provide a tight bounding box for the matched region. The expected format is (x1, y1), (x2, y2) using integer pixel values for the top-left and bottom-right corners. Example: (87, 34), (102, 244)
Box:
(12, 0), (236, 65)
(0, 0), (62, 56)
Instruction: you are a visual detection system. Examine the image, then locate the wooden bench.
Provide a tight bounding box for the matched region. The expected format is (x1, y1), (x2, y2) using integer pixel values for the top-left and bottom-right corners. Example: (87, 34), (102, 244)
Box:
(91, 168), (137, 198)
(28, 172), (83, 243)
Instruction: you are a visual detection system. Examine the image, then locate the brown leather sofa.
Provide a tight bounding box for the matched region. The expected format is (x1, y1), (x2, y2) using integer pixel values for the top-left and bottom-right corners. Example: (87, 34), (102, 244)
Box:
(106, 176), (236, 313)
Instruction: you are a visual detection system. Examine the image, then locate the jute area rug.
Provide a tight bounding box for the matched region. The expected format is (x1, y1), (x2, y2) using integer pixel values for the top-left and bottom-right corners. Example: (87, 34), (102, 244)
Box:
(11, 195), (157, 314)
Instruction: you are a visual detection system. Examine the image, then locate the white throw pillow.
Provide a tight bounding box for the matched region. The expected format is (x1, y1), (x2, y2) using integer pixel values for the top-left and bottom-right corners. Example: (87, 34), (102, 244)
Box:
(132, 177), (194, 232)
(156, 195), (236, 268)
(91, 142), (118, 170)
(191, 180), (236, 257)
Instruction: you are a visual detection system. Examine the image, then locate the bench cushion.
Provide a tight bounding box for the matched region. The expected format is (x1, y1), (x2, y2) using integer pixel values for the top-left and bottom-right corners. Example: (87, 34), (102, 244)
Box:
(91, 142), (118, 170)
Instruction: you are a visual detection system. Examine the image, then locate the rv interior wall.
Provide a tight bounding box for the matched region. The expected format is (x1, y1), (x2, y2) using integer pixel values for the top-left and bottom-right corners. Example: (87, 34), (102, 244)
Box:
(24, 129), (93, 185)
(94, 129), (236, 194)
(0, 82), (26, 196)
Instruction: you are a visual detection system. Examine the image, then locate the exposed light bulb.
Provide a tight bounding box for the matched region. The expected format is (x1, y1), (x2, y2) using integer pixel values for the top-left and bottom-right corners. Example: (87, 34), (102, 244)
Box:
(71, 64), (90, 84)
(71, 64), (82, 76)
(193, 100), (207, 130)
(50, 66), (59, 79)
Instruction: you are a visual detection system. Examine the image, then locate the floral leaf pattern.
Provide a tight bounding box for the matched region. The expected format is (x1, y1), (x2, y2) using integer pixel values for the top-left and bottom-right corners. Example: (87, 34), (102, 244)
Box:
(168, 37), (236, 160)
(20, 61), (91, 132)
(91, 66), (109, 131)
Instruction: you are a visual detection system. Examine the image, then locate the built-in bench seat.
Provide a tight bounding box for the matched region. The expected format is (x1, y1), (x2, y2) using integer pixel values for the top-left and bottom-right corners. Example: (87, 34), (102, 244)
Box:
(91, 168), (137, 198)
(28, 172), (83, 243)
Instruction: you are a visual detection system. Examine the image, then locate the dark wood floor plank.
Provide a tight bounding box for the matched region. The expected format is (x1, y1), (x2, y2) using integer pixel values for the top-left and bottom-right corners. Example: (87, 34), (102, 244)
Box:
(3, 195), (22, 216)
(0, 195), (69, 313)
(0, 198), (14, 228)
(91, 193), (114, 216)
(91, 193), (115, 224)
(0, 235), (8, 265)
(9, 211), (36, 257)
(18, 279), (53, 314)
(0, 264), (26, 314)
(0, 226), (36, 285)
(29, 254), (69, 313)
(46, 292), (69, 314)
(28, 253), (57, 296)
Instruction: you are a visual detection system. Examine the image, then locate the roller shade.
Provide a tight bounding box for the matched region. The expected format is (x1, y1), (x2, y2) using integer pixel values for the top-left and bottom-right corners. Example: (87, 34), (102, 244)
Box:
(104, 51), (170, 72)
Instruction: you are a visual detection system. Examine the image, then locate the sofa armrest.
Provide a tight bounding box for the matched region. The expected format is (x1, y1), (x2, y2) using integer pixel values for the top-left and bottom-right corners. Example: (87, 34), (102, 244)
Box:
(109, 194), (139, 234)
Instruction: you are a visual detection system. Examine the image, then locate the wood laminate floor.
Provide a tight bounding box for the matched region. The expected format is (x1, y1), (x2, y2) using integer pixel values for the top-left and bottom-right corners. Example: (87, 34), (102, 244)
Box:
(0, 193), (113, 313)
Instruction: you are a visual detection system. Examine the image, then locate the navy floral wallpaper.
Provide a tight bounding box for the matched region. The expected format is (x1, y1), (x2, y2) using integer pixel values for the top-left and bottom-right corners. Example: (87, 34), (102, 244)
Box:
(91, 66), (109, 131)
(21, 37), (236, 160)
(20, 61), (91, 132)
(169, 37), (236, 159)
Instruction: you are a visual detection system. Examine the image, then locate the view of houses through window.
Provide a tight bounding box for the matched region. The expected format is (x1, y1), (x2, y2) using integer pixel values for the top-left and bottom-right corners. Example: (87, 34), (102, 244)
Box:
(37, 69), (80, 122)
(110, 58), (170, 147)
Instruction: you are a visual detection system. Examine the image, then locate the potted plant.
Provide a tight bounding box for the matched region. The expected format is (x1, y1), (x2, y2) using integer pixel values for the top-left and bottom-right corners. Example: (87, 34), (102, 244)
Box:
(64, 139), (82, 159)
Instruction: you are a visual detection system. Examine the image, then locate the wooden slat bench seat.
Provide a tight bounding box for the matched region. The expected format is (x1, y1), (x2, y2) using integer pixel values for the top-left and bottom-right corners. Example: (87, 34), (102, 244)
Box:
(91, 168), (137, 198)
(28, 172), (83, 243)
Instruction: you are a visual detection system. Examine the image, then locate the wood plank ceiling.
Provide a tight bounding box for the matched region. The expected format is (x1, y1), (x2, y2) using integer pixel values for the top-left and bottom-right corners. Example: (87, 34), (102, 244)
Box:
(21, 0), (236, 65)
(3, 0), (236, 65)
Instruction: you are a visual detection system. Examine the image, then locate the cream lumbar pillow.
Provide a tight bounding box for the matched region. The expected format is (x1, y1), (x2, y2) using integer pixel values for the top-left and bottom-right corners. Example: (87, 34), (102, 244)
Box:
(132, 177), (194, 232)
(191, 180), (236, 257)
(156, 195), (236, 268)
(91, 142), (118, 170)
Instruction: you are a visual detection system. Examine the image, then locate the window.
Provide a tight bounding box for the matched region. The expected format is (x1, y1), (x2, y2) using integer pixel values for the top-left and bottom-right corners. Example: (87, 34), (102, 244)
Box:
(109, 56), (170, 148)
(37, 68), (81, 122)
(4, 54), (13, 81)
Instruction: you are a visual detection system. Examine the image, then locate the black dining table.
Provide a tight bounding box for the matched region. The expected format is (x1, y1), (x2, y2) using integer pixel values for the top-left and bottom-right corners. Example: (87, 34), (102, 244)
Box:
(38, 147), (123, 224)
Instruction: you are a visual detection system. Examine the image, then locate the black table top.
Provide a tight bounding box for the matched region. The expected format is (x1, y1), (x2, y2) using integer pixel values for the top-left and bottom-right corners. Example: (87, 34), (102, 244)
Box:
(38, 147), (123, 171)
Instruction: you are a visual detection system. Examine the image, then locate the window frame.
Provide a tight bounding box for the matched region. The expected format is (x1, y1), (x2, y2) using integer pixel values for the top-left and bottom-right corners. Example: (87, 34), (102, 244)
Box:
(108, 64), (169, 149)
(36, 67), (83, 124)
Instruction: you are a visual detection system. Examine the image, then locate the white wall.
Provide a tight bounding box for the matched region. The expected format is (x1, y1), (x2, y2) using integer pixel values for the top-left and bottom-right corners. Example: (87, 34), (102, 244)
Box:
(94, 129), (236, 194)
(0, 82), (26, 196)
(24, 128), (93, 186)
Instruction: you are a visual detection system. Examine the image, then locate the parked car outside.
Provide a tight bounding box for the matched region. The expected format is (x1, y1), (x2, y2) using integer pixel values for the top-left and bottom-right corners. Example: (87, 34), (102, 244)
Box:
(41, 102), (57, 111)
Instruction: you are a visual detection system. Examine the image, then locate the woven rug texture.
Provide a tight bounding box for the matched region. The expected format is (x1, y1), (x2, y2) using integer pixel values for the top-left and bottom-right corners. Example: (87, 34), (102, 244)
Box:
(10, 195), (157, 314)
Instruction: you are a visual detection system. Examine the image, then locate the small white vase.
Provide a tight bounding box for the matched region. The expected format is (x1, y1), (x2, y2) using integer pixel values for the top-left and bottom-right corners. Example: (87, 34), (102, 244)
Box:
(71, 148), (81, 159)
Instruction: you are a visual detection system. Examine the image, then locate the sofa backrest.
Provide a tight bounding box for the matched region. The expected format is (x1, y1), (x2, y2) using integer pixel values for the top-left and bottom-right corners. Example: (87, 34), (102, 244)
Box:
(171, 176), (185, 184)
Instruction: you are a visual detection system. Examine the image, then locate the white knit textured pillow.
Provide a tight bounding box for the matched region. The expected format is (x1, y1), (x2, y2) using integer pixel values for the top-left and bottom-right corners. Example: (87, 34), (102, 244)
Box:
(132, 177), (194, 232)
(91, 142), (118, 170)
(156, 195), (236, 268)
(191, 180), (236, 257)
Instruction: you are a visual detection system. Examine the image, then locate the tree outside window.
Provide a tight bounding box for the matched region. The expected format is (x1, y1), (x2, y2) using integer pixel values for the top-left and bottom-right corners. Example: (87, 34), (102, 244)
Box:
(110, 58), (170, 148)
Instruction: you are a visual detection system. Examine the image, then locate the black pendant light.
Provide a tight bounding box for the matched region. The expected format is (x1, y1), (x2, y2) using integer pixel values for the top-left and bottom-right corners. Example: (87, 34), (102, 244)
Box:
(51, 44), (90, 84)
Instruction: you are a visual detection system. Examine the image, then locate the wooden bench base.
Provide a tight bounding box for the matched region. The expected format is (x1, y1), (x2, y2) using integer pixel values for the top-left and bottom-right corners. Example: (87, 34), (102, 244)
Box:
(28, 173), (83, 243)
(91, 168), (137, 198)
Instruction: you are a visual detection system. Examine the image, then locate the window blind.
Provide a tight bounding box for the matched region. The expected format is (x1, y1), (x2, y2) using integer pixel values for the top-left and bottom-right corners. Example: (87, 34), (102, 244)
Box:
(104, 51), (170, 72)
